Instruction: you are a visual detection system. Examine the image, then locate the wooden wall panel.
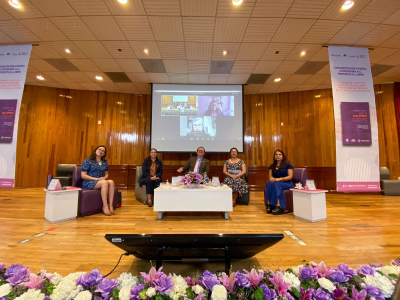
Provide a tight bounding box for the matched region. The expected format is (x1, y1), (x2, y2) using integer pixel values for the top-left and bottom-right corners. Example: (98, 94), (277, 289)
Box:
(15, 83), (400, 188)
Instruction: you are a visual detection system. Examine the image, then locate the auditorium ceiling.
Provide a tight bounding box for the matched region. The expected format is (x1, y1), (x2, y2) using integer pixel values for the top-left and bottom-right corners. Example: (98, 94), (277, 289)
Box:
(1, 0), (400, 94)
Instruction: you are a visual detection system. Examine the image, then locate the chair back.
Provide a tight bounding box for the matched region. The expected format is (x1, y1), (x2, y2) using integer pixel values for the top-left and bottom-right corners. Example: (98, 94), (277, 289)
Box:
(136, 166), (143, 185)
(243, 166), (249, 183)
(292, 168), (307, 186)
(72, 166), (83, 188)
(56, 164), (77, 177)
(380, 167), (391, 180)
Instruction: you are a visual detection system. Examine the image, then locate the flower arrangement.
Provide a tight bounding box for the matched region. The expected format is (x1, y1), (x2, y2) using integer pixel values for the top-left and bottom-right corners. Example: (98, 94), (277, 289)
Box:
(0, 260), (399, 300)
(181, 172), (204, 185)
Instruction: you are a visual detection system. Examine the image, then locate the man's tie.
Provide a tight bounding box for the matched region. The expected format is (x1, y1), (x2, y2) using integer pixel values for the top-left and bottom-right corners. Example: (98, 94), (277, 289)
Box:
(193, 158), (200, 174)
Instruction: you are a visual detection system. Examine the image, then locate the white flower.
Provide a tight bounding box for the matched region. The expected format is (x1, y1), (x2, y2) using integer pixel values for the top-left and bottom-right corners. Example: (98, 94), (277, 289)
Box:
(118, 272), (138, 289)
(169, 274), (188, 300)
(0, 283), (12, 297)
(292, 265), (303, 276)
(211, 285), (227, 300)
(146, 287), (157, 297)
(119, 285), (132, 300)
(50, 272), (84, 300)
(283, 272), (301, 289)
(364, 273), (394, 298)
(192, 284), (204, 295)
(15, 289), (45, 300)
(382, 265), (400, 277)
(74, 290), (93, 300)
(48, 273), (63, 286)
(317, 278), (336, 293)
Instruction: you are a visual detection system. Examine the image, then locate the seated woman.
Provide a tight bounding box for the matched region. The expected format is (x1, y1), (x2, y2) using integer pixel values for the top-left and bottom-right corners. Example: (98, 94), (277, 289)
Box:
(223, 147), (249, 207)
(204, 100), (223, 116)
(186, 117), (210, 137)
(139, 148), (163, 207)
(81, 145), (115, 216)
(264, 149), (294, 215)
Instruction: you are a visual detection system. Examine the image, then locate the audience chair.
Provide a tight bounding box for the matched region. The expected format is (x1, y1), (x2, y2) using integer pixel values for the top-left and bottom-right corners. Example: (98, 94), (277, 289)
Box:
(135, 166), (148, 204)
(380, 167), (400, 196)
(72, 166), (118, 216)
(281, 168), (308, 213)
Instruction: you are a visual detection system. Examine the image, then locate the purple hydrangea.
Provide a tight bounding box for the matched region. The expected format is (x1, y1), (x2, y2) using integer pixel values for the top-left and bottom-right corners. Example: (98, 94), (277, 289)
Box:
(77, 269), (103, 287)
(6, 266), (31, 286)
(201, 271), (220, 290)
(199, 270), (213, 281)
(95, 278), (118, 299)
(4, 264), (24, 278)
(235, 272), (251, 288)
(130, 283), (144, 300)
(365, 285), (385, 300)
(329, 271), (348, 283)
(299, 267), (318, 280)
(357, 265), (375, 276)
(314, 288), (333, 300)
(337, 264), (357, 278)
(154, 274), (175, 294)
(260, 284), (277, 300)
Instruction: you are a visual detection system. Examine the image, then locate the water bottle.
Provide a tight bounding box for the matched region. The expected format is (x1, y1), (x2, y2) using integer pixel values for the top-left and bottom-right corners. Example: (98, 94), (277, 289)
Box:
(166, 179), (169, 187)
(204, 172), (209, 186)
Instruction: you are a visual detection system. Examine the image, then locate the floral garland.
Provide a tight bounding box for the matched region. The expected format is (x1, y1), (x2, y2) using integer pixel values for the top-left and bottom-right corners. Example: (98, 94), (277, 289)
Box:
(0, 260), (399, 300)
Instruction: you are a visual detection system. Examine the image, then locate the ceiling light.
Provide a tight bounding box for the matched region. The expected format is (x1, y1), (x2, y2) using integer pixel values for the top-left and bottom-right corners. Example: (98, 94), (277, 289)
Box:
(301, 51), (306, 56)
(342, 0), (354, 10)
(118, 0), (127, 3)
(8, 0), (21, 9)
(223, 51), (227, 55)
(65, 48), (71, 53)
(232, 0), (243, 5)
(36, 75), (44, 80)
(274, 78), (281, 82)
(95, 76), (103, 81)
(315, 95), (321, 98)
(144, 49), (148, 54)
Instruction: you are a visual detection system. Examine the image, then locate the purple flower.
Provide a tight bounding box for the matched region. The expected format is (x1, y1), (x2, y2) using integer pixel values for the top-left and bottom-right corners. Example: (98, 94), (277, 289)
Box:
(370, 264), (382, 268)
(199, 270), (212, 280)
(4, 264), (23, 278)
(299, 267), (318, 280)
(365, 285), (385, 300)
(243, 268), (264, 288)
(269, 272), (291, 297)
(95, 278), (118, 299)
(235, 272), (251, 288)
(23, 270), (46, 289)
(0, 262), (4, 272)
(314, 288), (333, 300)
(315, 262), (335, 278)
(337, 264), (357, 278)
(351, 286), (367, 300)
(330, 271), (348, 283)
(130, 283), (144, 300)
(260, 284), (277, 300)
(357, 265), (375, 276)
(140, 267), (164, 286)
(185, 276), (197, 287)
(6, 266), (30, 286)
(154, 274), (174, 294)
(332, 288), (351, 300)
(299, 287), (314, 300)
(219, 272), (237, 293)
(77, 269), (103, 287)
(201, 272), (220, 290)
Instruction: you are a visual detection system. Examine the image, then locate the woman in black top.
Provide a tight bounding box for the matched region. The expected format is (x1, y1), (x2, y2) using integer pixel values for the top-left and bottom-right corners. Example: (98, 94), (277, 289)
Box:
(139, 148), (163, 207)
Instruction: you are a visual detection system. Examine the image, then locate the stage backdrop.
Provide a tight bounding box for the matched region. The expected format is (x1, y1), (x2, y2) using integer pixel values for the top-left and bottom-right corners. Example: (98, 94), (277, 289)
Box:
(329, 46), (380, 192)
(0, 45), (31, 188)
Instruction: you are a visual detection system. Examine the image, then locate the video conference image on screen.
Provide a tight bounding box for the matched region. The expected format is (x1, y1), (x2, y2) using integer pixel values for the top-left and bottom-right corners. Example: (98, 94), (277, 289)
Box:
(151, 84), (244, 153)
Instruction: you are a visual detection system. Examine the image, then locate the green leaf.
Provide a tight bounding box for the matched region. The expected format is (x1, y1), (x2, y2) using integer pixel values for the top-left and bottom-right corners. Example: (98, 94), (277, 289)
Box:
(300, 283), (308, 290)
(254, 287), (264, 300)
(186, 287), (195, 299)
(291, 287), (301, 298)
(46, 283), (55, 295)
(155, 294), (164, 300)
(139, 290), (148, 300)
(0, 280), (8, 285)
(113, 289), (120, 300)
(6, 292), (15, 300)
(286, 269), (294, 274)
(389, 273), (399, 279)
(376, 270), (384, 276)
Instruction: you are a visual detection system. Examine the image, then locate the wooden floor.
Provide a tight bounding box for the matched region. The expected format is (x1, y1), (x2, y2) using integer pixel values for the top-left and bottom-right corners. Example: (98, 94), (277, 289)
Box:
(1, 188), (399, 277)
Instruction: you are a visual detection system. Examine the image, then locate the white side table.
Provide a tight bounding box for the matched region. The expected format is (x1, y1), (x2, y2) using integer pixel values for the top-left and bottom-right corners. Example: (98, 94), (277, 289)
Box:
(44, 188), (81, 223)
(291, 189), (328, 222)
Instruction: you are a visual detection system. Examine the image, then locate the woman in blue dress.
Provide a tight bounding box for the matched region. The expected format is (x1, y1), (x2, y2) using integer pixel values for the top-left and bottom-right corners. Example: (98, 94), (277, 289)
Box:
(264, 149), (294, 215)
(81, 145), (115, 216)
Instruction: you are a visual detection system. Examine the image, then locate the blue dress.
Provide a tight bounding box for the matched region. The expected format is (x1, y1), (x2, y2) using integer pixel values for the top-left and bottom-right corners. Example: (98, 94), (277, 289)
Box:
(264, 162), (294, 209)
(81, 159), (109, 190)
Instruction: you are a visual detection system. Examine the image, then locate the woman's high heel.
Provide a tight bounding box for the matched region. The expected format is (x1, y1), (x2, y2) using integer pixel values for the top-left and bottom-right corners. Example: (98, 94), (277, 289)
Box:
(102, 206), (112, 216)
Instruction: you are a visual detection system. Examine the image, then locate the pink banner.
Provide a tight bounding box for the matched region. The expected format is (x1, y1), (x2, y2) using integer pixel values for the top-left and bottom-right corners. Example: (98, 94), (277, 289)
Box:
(337, 182), (380, 192)
(0, 178), (14, 188)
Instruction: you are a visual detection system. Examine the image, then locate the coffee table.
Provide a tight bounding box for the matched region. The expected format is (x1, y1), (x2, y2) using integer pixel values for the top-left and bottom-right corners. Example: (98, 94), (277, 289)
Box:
(154, 185), (233, 219)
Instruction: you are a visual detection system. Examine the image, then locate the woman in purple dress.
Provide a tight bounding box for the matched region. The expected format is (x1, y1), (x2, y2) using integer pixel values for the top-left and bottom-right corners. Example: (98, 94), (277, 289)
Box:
(264, 149), (294, 215)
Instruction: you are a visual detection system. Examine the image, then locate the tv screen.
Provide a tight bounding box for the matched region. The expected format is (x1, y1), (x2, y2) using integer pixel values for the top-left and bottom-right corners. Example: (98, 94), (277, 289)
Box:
(151, 84), (244, 153)
(105, 233), (284, 261)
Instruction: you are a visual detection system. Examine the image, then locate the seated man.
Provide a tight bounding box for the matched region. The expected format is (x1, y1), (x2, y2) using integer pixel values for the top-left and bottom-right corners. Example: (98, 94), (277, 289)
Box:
(177, 146), (210, 176)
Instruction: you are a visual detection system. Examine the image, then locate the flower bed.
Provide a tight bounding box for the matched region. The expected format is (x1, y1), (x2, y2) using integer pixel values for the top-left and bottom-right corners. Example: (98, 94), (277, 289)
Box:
(0, 260), (399, 300)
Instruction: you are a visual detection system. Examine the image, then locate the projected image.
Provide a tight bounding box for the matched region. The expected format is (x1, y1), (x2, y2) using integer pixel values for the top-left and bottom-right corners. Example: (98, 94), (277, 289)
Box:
(198, 96), (234, 116)
(161, 95), (198, 116)
(180, 116), (216, 138)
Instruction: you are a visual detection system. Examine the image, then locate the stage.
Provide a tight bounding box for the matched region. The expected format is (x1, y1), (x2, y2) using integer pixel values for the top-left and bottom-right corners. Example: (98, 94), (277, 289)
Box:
(0, 188), (399, 277)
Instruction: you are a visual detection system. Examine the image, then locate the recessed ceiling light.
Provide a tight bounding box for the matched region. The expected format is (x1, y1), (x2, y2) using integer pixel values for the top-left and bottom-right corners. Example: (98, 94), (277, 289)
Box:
(118, 0), (127, 3)
(223, 51), (227, 55)
(65, 48), (71, 53)
(342, 0), (354, 10)
(232, 0), (243, 6)
(8, 0), (21, 9)
(315, 95), (321, 98)
(144, 49), (148, 54)
(95, 76), (103, 81)
(274, 78), (281, 82)
(36, 75), (44, 80)
(301, 51), (306, 56)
